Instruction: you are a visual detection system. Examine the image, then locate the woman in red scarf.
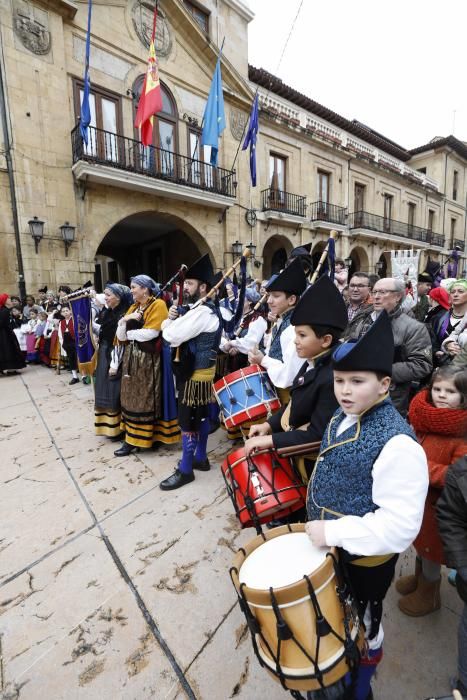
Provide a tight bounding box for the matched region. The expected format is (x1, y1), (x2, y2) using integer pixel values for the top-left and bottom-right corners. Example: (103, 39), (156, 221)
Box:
(397, 365), (467, 616)
(0, 294), (26, 375)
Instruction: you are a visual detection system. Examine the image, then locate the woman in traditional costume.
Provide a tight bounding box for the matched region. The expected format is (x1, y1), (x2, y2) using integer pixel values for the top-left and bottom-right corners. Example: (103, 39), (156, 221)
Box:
(94, 283), (132, 438)
(114, 275), (180, 456)
(0, 294), (26, 375)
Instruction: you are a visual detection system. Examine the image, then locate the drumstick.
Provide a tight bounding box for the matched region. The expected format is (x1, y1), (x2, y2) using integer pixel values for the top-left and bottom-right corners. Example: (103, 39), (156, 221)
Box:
(453, 691), (463, 700)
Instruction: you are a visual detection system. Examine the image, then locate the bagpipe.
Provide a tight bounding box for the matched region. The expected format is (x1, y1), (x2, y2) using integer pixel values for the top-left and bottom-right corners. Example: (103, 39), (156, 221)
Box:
(173, 247), (253, 362)
(156, 264), (187, 299)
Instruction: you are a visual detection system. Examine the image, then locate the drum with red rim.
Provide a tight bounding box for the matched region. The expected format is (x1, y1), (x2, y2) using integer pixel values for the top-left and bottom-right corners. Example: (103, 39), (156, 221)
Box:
(221, 447), (306, 528)
(213, 365), (281, 429)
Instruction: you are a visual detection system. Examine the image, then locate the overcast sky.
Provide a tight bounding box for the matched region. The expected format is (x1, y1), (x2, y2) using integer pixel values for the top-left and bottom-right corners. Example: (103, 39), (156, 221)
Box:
(246, 0), (466, 150)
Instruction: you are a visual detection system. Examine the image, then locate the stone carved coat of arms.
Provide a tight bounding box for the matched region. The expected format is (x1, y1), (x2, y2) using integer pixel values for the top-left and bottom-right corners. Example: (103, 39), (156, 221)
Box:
(13, 0), (51, 55)
(131, 1), (172, 57)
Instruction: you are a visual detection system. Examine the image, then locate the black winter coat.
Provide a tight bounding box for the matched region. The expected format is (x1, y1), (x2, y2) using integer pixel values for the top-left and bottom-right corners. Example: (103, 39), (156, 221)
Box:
(437, 456), (467, 603)
(268, 349), (338, 450)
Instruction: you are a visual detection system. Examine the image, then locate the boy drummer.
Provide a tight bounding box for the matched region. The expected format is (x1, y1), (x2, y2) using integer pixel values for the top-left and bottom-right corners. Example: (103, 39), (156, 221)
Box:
(244, 275), (348, 484)
(248, 257), (307, 402)
(305, 312), (428, 700)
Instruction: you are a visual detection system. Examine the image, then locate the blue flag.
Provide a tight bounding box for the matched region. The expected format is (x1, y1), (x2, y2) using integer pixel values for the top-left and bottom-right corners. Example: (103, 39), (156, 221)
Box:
(80, 0), (92, 145)
(201, 55), (226, 166)
(242, 93), (259, 186)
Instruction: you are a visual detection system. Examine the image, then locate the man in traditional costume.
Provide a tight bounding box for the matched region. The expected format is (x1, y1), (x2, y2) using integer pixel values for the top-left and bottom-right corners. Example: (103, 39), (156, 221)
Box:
(160, 254), (222, 491)
(248, 257), (306, 403)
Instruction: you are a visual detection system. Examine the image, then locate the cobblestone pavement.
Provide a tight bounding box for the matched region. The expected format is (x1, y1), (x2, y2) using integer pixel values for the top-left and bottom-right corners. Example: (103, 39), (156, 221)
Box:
(0, 366), (462, 700)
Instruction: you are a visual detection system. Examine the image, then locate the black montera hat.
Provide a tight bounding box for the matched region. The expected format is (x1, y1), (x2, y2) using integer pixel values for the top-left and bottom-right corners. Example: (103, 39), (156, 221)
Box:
(58, 285), (72, 294)
(38, 285), (48, 293)
(418, 271), (433, 283)
(291, 274), (347, 331)
(332, 311), (394, 376)
(266, 257), (307, 296)
(185, 254), (214, 285)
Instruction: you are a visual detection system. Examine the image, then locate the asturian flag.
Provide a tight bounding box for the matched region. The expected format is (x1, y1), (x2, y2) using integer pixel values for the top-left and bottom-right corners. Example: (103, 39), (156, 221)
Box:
(242, 93), (259, 186)
(201, 54), (226, 166)
(134, 6), (163, 146)
(69, 295), (97, 376)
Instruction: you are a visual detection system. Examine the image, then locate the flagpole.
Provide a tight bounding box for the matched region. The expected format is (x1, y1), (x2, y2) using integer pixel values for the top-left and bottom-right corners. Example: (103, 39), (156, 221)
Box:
(229, 85), (258, 175)
(188, 37), (225, 181)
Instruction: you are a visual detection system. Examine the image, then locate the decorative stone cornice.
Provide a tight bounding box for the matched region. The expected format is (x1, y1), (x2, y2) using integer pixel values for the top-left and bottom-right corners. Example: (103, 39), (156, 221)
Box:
(36, 0), (78, 20)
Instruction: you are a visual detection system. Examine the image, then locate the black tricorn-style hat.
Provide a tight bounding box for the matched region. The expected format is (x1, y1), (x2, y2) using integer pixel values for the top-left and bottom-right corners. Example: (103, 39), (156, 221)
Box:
(332, 310), (394, 376)
(185, 254), (214, 286)
(58, 285), (72, 294)
(291, 274), (347, 331)
(266, 257), (307, 296)
(418, 271), (433, 283)
(38, 285), (48, 293)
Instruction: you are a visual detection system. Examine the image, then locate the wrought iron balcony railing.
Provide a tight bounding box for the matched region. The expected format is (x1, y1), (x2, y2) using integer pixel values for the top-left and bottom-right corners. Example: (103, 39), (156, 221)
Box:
(71, 124), (237, 198)
(310, 200), (347, 225)
(261, 187), (307, 217)
(349, 211), (445, 247)
(453, 238), (466, 252)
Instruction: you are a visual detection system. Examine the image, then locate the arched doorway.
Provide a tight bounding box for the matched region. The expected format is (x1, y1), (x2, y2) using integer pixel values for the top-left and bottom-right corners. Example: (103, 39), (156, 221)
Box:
(262, 235), (293, 278)
(348, 246), (370, 277)
(375, 252), (389, 278)
(94, 211), (208, 289)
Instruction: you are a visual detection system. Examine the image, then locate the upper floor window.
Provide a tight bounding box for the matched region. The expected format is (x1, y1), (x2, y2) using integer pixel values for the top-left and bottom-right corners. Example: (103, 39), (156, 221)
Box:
(408, 202), (416, 229)
(132, 77), (178, 152)
(317, 171), (330, 204)
(428, 209), (435, 231)
(453, 170), (459, 201)
(270, 154), (286, 192)
(383, 194), (393, 218)
(73, 79), (122, 160)
(183, 0), (209, 33)
(354, 183), (365, 211)
(451, 217), (457, 243)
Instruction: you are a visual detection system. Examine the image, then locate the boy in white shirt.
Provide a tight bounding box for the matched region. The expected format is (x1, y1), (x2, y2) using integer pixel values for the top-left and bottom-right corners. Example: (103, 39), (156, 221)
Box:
(306, 311), (428, 700)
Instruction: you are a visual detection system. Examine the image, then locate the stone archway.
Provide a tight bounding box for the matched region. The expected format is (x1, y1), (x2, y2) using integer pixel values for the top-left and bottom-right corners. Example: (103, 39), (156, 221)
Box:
(348, 245), (370, 276)
(262, 234), (293, 278)
(94, 211), (211, 290)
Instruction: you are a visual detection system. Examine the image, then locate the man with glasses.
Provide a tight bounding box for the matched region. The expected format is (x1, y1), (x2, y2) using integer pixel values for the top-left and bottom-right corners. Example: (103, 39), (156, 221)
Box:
(346, 272), (372, 322)
(345, 277), (432, 416)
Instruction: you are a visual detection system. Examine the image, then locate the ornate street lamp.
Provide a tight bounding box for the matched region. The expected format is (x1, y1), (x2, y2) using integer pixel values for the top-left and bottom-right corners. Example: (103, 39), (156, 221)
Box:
(231, 240), (243, 257)
(60, 222), (76, 257)
(344, 256), (353, 269)
(375, 260), (384, 273)
(28, 216), (44, 254)
(246, 242), (257, 259)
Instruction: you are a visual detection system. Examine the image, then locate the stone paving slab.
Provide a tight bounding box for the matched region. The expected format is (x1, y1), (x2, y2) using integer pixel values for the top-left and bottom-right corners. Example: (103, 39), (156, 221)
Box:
(0, 533), (179, 700)
(0, 366), (463, 700)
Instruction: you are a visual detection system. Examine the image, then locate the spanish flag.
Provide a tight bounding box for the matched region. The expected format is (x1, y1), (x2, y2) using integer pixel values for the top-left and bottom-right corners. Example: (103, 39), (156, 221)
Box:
(134, 6), (163, 146)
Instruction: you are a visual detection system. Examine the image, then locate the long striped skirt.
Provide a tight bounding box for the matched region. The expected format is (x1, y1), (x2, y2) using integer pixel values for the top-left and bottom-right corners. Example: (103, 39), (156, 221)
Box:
(120, 342), (180, 448)
(94, 340), (122, 438)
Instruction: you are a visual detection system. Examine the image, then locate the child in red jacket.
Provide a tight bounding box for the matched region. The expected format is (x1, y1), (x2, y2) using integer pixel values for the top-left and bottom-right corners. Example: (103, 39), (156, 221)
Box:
(397, 366), (467, 616)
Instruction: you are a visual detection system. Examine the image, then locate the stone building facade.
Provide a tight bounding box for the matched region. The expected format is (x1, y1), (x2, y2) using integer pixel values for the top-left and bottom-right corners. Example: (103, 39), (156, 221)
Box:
(0, 0), (466, 296)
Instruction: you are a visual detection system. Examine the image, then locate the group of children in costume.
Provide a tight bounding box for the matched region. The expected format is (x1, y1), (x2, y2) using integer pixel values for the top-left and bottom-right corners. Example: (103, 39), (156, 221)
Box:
(238, 268), (467, 700)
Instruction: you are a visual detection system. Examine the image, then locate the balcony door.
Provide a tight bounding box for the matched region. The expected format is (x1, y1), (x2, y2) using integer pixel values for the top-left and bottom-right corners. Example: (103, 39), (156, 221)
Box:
(189, 130), (213, 188)
(269, 154), (286, 207)
(383, 194), (393, 232)
(317, 171), (330, 217)
(73, 80), (122, 162)
(354, 183), (365, 227)
(132, 78), (178, 177)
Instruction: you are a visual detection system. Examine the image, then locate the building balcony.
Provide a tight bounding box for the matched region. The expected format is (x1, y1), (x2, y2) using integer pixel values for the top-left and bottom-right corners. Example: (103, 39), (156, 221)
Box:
(310, 200), (347, 226)
(71, 125), (237, 208)
(348, 211), (445, 247)
(261, 187), (307, 220)
(453, 238), (466, 252)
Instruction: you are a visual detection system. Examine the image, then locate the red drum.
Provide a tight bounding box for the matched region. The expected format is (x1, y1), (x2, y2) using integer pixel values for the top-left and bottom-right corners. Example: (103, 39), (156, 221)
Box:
(221, 447), (307, 528)
(213, 365), (281, 429)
